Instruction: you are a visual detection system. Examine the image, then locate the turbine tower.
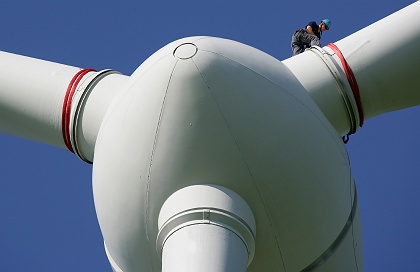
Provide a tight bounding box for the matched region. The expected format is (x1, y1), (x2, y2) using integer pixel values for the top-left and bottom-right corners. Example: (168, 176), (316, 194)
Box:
(1, 2), (419, 271)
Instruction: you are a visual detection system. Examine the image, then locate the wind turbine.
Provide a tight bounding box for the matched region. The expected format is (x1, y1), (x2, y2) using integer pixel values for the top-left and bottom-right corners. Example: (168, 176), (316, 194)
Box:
(1, 2), (419, 271)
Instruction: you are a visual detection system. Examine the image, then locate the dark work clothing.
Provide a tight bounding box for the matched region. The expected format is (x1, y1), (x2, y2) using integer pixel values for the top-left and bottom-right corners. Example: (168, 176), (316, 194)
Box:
(307, 21), (321, 39)
(291, 21), (321, 56)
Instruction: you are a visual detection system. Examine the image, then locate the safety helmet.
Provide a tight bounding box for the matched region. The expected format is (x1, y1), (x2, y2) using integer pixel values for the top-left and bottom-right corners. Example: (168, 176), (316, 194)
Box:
(322, 19), (331, 30)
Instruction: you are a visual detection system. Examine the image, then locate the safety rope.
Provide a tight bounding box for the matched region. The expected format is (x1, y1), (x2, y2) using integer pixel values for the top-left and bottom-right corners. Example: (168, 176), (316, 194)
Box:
(61, 68), (96, 152)
(327, 43), (364, 142)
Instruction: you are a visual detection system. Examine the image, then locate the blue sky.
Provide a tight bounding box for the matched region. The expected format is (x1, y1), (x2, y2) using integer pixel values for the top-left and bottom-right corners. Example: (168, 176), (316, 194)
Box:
(0, 1), (418, 271)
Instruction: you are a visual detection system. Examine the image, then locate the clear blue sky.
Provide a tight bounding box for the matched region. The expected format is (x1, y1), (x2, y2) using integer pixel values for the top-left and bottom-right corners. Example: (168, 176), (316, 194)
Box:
(0, 1), (418, 271)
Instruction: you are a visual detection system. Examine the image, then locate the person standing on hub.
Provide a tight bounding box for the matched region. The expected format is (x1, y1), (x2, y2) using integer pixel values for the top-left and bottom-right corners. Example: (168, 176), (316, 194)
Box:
(291, 19), (331, 56)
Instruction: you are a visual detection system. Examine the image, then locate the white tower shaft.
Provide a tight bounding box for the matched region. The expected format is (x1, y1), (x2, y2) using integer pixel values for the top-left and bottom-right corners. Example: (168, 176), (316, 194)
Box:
(157, 185), (256, 272)
(162, 225), (248, 272)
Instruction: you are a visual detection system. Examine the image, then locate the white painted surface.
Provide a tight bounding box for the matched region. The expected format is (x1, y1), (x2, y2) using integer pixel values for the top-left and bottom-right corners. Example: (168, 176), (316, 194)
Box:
(283, 1), (420, 136)
(158, 185), (255, 272)
(1, 2), (419, 271)
(93, 36), (360, 271)
(0, 51), (80, 148)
